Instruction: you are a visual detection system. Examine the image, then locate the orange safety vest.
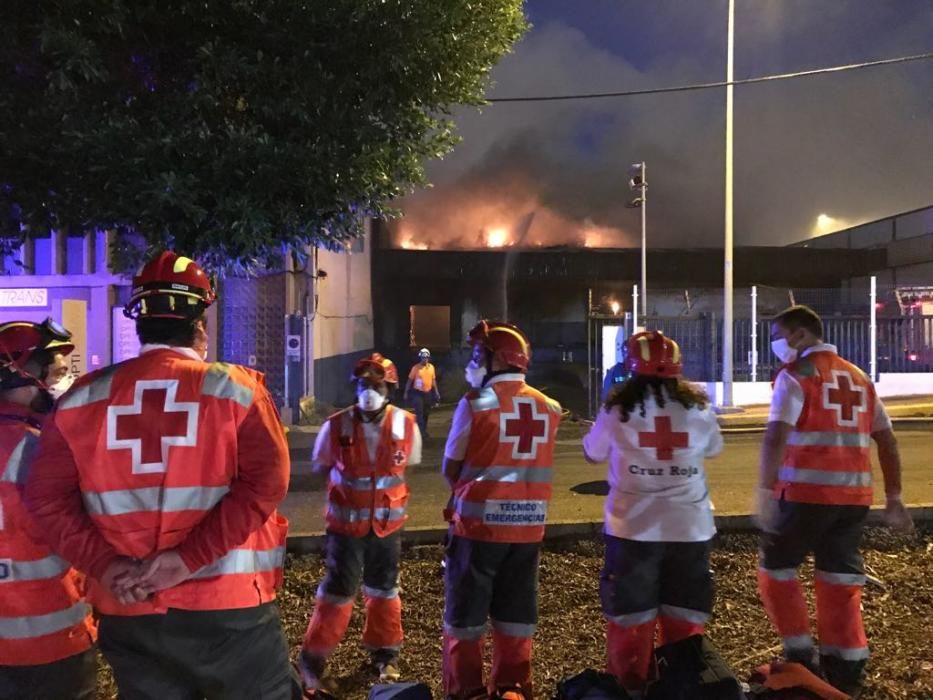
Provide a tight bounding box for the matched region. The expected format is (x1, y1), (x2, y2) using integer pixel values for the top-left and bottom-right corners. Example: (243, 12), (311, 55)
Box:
(450, 375), (562, 543)
(777, 351), (876, 506)
(325, 405), (415, 538)
(0, 407), (95, 665)
(54, 350), (288, 616)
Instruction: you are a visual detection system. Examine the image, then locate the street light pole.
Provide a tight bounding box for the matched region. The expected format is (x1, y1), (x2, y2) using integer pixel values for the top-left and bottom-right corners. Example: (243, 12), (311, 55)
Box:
(641, 162), (647, 319)
(722, 0), (736, 406)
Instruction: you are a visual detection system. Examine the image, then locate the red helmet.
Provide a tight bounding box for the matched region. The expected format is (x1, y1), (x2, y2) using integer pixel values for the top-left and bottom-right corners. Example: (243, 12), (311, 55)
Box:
(625, 330), (683, 377)
(369, 353), (398, 386)
(468, 320), (531, 372)
(0, 318), (73, 389)
(124, 251), (216, 320)
(350, 357), (387, 386)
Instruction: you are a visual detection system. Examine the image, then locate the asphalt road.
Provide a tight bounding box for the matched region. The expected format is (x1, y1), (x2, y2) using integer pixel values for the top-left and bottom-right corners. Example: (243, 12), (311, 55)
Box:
(280, 427), (933, 535)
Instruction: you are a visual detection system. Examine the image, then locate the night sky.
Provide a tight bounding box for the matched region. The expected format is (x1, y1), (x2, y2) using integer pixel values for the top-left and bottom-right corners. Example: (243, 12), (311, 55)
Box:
(397, 0), (933, 250)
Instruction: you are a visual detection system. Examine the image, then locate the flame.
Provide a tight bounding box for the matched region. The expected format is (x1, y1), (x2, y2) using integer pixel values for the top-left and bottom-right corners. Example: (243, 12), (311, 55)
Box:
(487, 227), (508, 248)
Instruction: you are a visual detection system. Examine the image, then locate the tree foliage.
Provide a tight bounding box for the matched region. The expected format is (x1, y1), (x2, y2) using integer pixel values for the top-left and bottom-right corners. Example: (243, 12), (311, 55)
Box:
(0, 0), (526, 271)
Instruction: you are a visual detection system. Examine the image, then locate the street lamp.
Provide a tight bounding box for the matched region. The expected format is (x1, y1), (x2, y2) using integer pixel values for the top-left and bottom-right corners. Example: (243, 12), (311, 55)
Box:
(627, 162), (648, 319)
(722, 0), (736, 406)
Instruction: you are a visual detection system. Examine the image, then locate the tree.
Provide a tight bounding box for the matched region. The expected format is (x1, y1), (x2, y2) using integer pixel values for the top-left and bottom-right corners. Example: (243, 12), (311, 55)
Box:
(0, 0), (526, 271)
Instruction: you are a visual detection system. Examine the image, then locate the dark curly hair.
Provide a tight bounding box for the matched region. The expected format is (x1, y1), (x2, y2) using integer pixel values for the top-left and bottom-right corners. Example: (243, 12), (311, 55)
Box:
(605, 374), (709, 422)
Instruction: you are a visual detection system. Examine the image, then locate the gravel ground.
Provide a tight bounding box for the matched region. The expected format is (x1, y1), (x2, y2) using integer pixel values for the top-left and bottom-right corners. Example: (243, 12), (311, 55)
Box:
(96, 525), (932, 699)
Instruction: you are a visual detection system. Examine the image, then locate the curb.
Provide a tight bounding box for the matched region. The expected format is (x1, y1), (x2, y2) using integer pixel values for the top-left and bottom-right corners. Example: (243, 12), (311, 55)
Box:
(286, 505), (933, 554)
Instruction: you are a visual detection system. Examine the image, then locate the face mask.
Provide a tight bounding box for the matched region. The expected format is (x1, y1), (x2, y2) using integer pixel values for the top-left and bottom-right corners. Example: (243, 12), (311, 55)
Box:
(464, 360), (487, 389)
(357, 388), (386, 412)
(771, 338), (798, 365)
(48, 373), (75, 400)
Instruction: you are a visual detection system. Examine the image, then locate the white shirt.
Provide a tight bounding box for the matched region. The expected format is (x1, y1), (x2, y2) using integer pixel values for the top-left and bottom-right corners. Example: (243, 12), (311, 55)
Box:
(583, 390), (722, 542)
(443, 373), (527, 461)
(769, 344), (891, 432)
(313, 408), (422, 468)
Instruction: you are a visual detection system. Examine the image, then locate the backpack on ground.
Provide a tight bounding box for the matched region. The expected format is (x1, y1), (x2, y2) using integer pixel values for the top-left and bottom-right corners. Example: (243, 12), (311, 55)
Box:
(369, 682), (433, 700)
(646, 635), (745, 700)
(554, 669), (631, 700)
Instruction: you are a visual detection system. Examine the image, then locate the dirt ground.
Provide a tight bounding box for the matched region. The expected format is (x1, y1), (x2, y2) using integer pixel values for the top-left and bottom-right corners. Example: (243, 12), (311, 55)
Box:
(96, 525), (932, 699)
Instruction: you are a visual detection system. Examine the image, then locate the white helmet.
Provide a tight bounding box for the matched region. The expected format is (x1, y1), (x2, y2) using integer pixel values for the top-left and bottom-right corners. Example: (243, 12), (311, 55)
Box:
(418, 348), (431, 358)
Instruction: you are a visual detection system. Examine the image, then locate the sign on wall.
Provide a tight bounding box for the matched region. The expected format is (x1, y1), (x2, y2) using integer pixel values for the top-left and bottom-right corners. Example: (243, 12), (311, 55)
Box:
(112, 306), (141, 363)
(0, 288), (48, 308)
(61, 300), (87, 379)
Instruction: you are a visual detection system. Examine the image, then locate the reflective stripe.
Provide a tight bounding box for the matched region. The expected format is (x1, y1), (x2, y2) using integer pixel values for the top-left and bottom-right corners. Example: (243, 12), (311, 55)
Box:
(0, 601), (88, 640)
(444, 623), (488, 640)
(468, 388), (499, 412)
(316, 584), (354, 606)
(788, 432), (871, 448)
(327, 504), (371, 523)
(0, 555), (69, 583)
(778, 467), (872, 488)
(820, 644), (870, 661)
(331, 472), (405, 491)
(815, 570), (866, 586)
(362, 585), (399, 600)
(192, 546), (285, 579)
(1, 432), (37, 485)
(491, 619), (536, 638)
(374, 507), (406, 522)
(659, 604), (709, 624)
(783, 634), (815, 653)
(83, 485), (229, 516)
(606, 608), (658, 628)
(202, 364), (254, 408)
(391, 407), (407, 441)
(760, 567), (798, 582)
(58, 372), (114, 410)
(459, 465), (553, 484)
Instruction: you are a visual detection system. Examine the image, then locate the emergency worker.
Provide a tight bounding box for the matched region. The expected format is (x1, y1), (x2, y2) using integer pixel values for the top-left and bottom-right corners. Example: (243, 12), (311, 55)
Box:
(300, 356), (421, 689)
(442, 320), (562, 700)
(756, 305), (913, 695)
(0, 320), (96, 699)
(404, 348), (440, 438)
(601, 341), (630, 401)
(583, 331), (721, 693)
(372, 352), (400, 401)
(24, 251), (296, 699)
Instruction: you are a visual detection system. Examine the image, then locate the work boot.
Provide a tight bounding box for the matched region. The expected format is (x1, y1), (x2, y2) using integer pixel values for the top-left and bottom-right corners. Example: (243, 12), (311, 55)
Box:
(820, 655), (866, 698)
(298, 651), (339, 696)
(371, 649), (401, 682)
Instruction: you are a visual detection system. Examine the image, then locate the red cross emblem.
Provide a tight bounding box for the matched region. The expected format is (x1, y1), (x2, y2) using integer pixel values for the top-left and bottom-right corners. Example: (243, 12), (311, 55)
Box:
(392, 449), (406, 466)
(823, 370), (867, 427)
(107, 380), (199, 474)
(638, 416), (689, 461)
(500, 397), (549, 459)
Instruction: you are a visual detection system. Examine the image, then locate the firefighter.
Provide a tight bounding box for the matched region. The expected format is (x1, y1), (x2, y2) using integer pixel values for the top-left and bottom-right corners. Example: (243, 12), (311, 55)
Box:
(0, 319), (96, 700)
(756, 305), (913, 695)
(582, 330), (722, 693)
(24, 251), (297, 699)
(442, 320), (562, 700)
(299, 356), (421, 689)
(404, 348), (440, 438)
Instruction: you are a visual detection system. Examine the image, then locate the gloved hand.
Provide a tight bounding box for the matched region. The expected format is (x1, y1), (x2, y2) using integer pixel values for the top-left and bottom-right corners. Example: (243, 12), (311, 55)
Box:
(882, 493), (914, 532)
(753, 487), (781, 534)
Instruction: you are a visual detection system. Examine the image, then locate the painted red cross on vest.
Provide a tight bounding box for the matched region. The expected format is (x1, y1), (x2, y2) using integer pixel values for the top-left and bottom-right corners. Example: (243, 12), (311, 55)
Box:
(501, 397), (549, 459)
(393, 449), (406, 466)
(823, 369), (867, 428)
(106, 379), (200, 474)
(638, 416), (689, 461)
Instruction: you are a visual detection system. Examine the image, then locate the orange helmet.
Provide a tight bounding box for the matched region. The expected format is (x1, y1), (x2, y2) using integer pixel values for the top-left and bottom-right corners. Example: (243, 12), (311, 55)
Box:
(468, 320), (531, 372)
(124, 251), (216, 320)
(0, 318), (73, 389)
(625, 331), (683, 377)
(351, 357), (387, 387)
(369, 352), (399, 386)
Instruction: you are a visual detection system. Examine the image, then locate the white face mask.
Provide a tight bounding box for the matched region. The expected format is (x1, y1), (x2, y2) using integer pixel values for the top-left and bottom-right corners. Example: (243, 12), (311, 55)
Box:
(464, 360), (487, 389)
(48, 373), (75, 400)
(357, 388), (386, 412)
(771, 338), (798, 365)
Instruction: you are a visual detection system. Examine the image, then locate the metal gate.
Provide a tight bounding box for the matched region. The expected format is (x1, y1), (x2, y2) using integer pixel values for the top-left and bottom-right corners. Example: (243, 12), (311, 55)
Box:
(217, 274), (286, 405)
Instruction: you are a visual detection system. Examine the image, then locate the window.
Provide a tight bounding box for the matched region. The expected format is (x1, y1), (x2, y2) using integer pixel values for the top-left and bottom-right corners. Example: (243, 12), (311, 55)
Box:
(409, 305), (450, 349)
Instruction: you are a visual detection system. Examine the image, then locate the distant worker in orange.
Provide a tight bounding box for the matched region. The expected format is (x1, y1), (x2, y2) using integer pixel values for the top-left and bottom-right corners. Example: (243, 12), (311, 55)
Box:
(756, 305), (913, 696)
(404, 348), (440, 438)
